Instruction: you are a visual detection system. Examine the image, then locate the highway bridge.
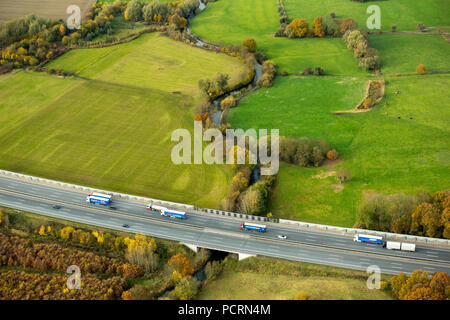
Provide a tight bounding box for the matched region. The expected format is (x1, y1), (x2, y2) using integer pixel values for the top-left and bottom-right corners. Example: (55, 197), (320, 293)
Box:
(0, 176), (449, 276)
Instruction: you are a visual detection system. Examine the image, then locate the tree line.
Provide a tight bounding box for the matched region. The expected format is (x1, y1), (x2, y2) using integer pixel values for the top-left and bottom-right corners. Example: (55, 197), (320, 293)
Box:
(0, 0), (200, 71)
(355, 190), (450, 239)
(0, 269), (126, 300)
(0, 233), (144, 278)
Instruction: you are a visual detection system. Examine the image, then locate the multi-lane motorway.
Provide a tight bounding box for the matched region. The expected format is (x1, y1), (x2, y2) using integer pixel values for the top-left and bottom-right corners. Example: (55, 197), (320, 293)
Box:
(0, 176), (449, 275)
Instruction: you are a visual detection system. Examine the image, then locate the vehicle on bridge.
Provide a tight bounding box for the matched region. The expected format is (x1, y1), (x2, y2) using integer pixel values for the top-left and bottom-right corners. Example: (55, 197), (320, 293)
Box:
(146, 204), (167, 213)
(161, 209), (186, 219)
(240, 222), (267, 232)
(384, 241), (416, 252)
(86, 193), (111, 205)
(353, 234), (383, 244)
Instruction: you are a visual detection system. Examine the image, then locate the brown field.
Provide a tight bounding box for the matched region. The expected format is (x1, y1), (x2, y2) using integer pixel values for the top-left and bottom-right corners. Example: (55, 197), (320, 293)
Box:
(0, 0), (96, 25)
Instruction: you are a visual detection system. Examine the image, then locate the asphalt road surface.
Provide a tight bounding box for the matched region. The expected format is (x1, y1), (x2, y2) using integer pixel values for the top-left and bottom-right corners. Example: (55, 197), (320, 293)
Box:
(0, 176), (449, 275)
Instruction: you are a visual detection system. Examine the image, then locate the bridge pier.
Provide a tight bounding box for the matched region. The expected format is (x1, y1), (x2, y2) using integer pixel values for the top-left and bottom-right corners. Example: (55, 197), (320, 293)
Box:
(182, 243), (198, 253)
(181, 242), (255, 260)
(237, 253), (256, 261)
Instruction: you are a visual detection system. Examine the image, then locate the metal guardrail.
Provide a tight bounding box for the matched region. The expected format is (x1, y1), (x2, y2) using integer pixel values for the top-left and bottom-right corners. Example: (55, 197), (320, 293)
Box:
(0, 169), (448, 246)
(199, 207), (271, 222)
(278, 219), (449, 246)
(0, 169), (194, 211)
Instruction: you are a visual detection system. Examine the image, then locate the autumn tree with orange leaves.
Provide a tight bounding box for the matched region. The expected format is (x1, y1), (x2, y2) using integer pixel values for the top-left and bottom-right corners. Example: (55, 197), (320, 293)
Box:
(390, 270), (449, 300)
(168, 253), (194, 278)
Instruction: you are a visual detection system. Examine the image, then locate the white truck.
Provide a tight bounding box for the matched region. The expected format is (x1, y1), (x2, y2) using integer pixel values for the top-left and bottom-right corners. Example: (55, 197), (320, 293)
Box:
(384, 241), (416, 252)
(400, 242), (416, 252)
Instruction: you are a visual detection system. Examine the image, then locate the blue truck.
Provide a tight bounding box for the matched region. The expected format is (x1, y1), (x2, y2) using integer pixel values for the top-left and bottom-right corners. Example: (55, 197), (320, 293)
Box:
(240, 222), (267, 232)
(161, 209), (186, 219)
(86, 192), (112, 205)
(353, 234), (383, 244)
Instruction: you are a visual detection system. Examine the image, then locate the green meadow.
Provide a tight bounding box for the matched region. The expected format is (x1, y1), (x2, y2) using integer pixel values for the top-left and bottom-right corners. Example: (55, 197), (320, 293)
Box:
(0, 33), (247, 207)
(0, 0), (448, 227)
(283, 0), (450, 32)
(229, 74), (450, 226)
(370, 34), (450, 75)
(47, 33), (245, 100)
(191, 0), (368, 75)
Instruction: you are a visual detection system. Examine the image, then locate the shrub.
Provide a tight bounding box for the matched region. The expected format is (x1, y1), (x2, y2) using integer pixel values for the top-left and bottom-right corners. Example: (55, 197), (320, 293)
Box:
(359, 55), (380, 72)
(242, 38), (257, 52)
(416, 64), (426, 74)
(128, 285), (153, 300)
(279, 136), (330, 167)
(205, 260), (224, 282)
(0, 210), (9, 228)
(336, 168), (351, 184)
(261, 60), (276, 74)
(313, 66), (324, 75)
(341, 18), (358, 35)
(168, 276), (199, 300)
(256, 60), (277, 87)
(280, 15), (289, 24)
(321, 15), (340, 37)
(220, 96), (237, 110)
(275, 25), (286, 37)
(391, 25), (397, 32)
(294, 292), (309, 300)
(303, 66), (312, 75)
(326, 149), (338, 160)
(362, 98), (373, 109)
(417, 23), (426, 32)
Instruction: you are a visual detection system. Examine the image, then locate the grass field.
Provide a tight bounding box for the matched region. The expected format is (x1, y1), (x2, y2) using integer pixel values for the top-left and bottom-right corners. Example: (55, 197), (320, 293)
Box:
(47, 32), (245, 100)
(229, 74), (450, 226)
(0, 0), (96, 25)
(198, 257), (392, 300)
(370, 34), (450, 75)
(191, 0), (367, 75)
(283, 0), (450, 32)
(0, 33), (247, 208)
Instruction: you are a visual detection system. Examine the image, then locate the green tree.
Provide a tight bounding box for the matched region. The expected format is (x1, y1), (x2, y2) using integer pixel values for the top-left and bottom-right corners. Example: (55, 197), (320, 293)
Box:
(143, 1), (170, 23)
(125, 0), (143, 22)
(168, 276), (199, 300)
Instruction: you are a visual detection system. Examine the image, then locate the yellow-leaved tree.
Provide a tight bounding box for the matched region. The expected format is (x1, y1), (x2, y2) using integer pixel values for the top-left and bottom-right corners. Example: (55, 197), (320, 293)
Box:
(288, 19), (309, 38)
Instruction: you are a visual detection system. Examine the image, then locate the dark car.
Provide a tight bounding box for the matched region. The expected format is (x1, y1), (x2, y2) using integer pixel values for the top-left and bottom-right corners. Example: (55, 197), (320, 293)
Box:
(122, 224), (130, 228)
(52, 205), (61, 209)
(110, 206), (117, 210)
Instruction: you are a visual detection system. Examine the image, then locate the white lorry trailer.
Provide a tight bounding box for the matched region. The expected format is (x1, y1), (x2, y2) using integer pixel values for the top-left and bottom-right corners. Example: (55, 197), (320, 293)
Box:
(384, 241), (416, 252)
(400, 242), (416, 252)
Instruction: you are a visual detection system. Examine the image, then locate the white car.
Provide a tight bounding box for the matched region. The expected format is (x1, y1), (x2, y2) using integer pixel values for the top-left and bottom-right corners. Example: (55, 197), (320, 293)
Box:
(277, 235), (287, 239)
